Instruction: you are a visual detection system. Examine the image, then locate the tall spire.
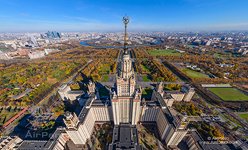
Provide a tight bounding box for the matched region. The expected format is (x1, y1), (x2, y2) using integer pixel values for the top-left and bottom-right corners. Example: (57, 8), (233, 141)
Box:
(118, 16), (133, 80)
(123, 16), (129, 54)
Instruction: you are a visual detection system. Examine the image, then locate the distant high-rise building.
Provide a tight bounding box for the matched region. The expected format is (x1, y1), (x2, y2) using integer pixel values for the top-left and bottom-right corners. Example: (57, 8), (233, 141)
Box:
(27, 35), (38, 47)
(41, 31), (61, 39)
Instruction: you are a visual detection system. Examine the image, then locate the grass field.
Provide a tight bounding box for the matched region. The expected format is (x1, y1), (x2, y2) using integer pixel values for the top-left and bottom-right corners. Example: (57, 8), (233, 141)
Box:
(148, 49), (181, 56)
(213, 53), (223, 58)
(182, 68), (209, 78)
(142, 75), (151, 82)
(213, 53), (231, 59)
(141, 64), (151, 73)
(237, 113), (248, 122)
(208, 87), (248, 101)
(101, 75), (109, 82)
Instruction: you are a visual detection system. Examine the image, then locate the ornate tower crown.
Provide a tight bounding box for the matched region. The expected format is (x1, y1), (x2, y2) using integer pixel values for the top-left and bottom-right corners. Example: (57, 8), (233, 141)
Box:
(123, 16), (129, 53)
(123, 16), (129, 24)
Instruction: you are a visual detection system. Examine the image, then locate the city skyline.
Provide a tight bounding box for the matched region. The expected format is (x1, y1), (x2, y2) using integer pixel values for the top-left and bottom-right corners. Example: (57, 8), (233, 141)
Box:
(0, 0), (248, 32)
(0, 11), (248, 149)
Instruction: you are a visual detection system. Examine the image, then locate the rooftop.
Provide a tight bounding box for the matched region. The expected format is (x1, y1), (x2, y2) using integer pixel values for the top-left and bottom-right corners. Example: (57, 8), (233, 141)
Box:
(18, 128), (65, 150)
(109, 124), (141, 150)
(92, 99), (110, 106)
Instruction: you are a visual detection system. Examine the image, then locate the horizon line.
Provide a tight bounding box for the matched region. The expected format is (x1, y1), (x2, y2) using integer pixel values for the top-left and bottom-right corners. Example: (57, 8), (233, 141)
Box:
(1, 29), (248, 34)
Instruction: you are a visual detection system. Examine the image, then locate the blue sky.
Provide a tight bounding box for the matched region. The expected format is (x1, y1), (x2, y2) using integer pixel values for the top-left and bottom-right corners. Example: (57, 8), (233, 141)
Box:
(0, 0), (248, 32)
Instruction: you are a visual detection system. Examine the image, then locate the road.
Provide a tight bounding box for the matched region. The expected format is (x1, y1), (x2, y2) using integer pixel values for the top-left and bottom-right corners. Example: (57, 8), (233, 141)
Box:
(222, 107), (248, 129)
(12, 88), (33, 100)
(187, 116), (202, 122)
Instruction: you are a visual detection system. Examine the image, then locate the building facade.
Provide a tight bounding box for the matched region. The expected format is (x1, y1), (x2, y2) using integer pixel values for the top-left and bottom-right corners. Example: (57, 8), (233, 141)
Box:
(111, 49), (142, 125)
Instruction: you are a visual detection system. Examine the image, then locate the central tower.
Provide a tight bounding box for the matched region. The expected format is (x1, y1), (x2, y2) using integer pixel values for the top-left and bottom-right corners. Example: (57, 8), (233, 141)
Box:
(111, 16), (141, 125)
(117, 16), (135, 97)
(123, 16), (129, 53)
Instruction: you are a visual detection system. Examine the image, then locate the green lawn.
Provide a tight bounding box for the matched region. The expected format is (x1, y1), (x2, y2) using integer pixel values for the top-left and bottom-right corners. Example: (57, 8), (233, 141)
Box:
(213, 53), (230, 59)
(148, 49), (181, 56)
(142, 75), (151, 82)
(213, 53), (223, 58)
(98, 64), (111, 82)
(164, 84), (181, 91)
(141, 64), (151, 73)
(182, 68), (209, 78)
(101, 75), (109, 82)
(237, 113), (248, 122)
(208, 88), (248, 101)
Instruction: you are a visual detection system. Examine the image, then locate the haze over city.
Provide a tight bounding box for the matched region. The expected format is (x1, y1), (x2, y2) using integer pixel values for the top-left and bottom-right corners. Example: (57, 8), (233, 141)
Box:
(0, 1), (248, 150)
(0, 0), (248, 32)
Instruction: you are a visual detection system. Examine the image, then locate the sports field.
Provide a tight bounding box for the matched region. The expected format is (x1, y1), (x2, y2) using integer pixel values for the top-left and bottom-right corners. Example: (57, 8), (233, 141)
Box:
(182, 68), (209, 78)
(148, 49), (181, 56)
(208, 87), (248, 101)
